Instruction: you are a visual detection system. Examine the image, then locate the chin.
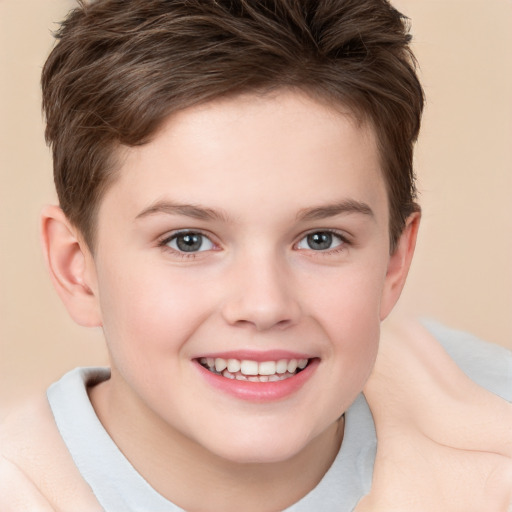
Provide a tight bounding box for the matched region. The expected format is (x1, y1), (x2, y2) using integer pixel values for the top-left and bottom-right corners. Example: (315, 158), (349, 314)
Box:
(203, 430), (314, 466)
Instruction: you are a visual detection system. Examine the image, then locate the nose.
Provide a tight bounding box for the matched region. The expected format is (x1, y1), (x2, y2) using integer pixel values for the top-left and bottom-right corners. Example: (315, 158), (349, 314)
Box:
(221, 252), (301, 331)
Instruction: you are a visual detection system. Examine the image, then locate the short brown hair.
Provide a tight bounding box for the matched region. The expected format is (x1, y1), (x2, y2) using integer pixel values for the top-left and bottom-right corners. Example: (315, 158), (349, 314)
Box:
(42, 0), (424, 251)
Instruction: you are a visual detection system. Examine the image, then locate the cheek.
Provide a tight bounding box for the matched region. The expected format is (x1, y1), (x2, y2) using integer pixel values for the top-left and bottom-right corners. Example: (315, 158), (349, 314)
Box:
(97, 263), (212, 365)
(307, 261), (386, 328)
(307, 266), (384, 377)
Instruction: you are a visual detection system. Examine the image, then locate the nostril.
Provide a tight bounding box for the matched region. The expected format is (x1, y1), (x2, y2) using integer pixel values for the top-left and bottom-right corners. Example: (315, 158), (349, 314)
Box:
(221, 298), (301, 331)
(274, 318), (295, 329)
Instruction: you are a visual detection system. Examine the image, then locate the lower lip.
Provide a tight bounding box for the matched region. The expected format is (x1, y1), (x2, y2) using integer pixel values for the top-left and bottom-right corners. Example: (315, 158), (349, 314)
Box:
(195, 359), (319, 402)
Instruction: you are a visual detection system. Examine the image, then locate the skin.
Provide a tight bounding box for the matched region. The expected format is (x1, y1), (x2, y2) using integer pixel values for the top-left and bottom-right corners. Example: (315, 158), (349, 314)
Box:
(41, 90), (419, 511)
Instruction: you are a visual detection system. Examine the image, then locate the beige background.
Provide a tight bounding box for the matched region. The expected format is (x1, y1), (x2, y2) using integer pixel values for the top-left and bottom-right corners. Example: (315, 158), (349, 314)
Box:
(1, 0), (511, 419)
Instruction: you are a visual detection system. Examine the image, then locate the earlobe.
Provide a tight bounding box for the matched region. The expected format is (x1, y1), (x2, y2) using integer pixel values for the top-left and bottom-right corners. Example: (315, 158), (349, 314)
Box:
(380, 212), (421, 320)
(40, 205), (102, 327)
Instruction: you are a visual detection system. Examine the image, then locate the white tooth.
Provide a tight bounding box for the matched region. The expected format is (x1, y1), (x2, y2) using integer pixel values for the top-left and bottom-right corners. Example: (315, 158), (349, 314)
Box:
(276, 359), (288, 374)
(248, 376), (260, 382)
(222, 370), (235, 379)
(206, 358), (215, 368)
(269, 374), (280, 382)
(235, 374), (248, 381)
(215, 358), (227, 372)
(298, 359), (308, 369)
(240, 360), (258, 376)
(287, 359), (298, 373)
(227, 359), (241, 373)
(259, 375), (269, 382)
(259, 361), (276, 375)
(200, 358), (207, 365)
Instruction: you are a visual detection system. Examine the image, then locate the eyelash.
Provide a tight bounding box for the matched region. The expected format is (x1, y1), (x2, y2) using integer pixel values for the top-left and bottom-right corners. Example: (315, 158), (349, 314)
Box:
(295, 229), (350, 255)
(157, 229), (350, 259)
(158, 230), (217, 259)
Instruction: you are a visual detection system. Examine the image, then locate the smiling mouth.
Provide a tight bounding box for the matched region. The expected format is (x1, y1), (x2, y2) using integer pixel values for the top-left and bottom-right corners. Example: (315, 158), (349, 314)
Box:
(198, 357), (311, 382)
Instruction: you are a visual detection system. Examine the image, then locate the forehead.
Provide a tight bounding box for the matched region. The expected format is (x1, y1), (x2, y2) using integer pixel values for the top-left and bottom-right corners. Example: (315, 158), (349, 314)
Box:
(104, 90), (388, 223)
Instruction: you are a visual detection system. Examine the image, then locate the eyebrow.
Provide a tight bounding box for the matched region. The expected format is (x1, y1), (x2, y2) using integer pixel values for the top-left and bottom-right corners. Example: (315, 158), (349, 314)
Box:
(296, 200), (375, 221)
(135, 201), (230, 222)
(135, 198), (374, 223)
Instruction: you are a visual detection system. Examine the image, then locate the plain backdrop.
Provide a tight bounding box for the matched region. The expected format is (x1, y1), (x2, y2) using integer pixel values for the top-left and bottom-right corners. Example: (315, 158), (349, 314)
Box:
(1, 0), (511, 419)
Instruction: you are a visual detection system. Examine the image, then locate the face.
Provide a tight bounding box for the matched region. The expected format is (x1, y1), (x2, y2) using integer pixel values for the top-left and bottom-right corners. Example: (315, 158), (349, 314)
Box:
(89, 90), (404, 464)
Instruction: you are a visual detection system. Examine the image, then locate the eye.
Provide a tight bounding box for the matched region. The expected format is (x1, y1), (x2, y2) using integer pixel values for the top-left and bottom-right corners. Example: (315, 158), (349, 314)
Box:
(296, 231), (345, 251)
(164, 231), (215, 253)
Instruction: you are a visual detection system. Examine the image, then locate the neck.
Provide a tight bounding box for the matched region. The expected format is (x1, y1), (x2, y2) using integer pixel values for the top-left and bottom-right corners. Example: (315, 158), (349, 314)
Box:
(89, 378), (344, 512)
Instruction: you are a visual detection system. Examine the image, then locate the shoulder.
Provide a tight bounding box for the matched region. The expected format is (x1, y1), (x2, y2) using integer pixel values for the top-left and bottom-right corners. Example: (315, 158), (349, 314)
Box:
(423, 319), (512, 401)
(359, 318), (512, 512)
(0, 386), (102, 511)
(0, 460), (54, 512)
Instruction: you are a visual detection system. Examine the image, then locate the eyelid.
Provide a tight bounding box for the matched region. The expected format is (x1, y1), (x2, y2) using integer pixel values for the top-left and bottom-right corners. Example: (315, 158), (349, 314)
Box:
(158, 229), (219, 254)
(156, 228), (350, 256)
(294, 229), (350, 252)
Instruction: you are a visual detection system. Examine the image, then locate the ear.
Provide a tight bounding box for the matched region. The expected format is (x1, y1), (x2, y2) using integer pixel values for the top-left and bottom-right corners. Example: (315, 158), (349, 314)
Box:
(40, 205), (102, 327)
(380, 212), (421, 320)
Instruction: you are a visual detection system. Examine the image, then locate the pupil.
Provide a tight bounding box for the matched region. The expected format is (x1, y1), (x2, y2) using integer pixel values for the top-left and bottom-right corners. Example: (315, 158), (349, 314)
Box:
(308, 232), (332, 250)
(176, 233), (202, 252)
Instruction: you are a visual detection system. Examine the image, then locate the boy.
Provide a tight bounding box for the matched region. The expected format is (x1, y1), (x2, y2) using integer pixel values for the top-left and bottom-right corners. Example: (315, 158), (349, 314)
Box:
(1, 0), (511, 511)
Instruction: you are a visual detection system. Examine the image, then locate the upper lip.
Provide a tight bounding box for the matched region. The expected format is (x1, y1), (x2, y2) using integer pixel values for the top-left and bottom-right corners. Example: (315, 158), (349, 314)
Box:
(194, 350), (316, 362)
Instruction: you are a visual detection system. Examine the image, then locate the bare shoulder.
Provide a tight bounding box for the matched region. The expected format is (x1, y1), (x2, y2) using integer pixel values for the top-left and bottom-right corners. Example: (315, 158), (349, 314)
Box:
(359, 315), (512, 512)
(0, 394), (102, 512)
